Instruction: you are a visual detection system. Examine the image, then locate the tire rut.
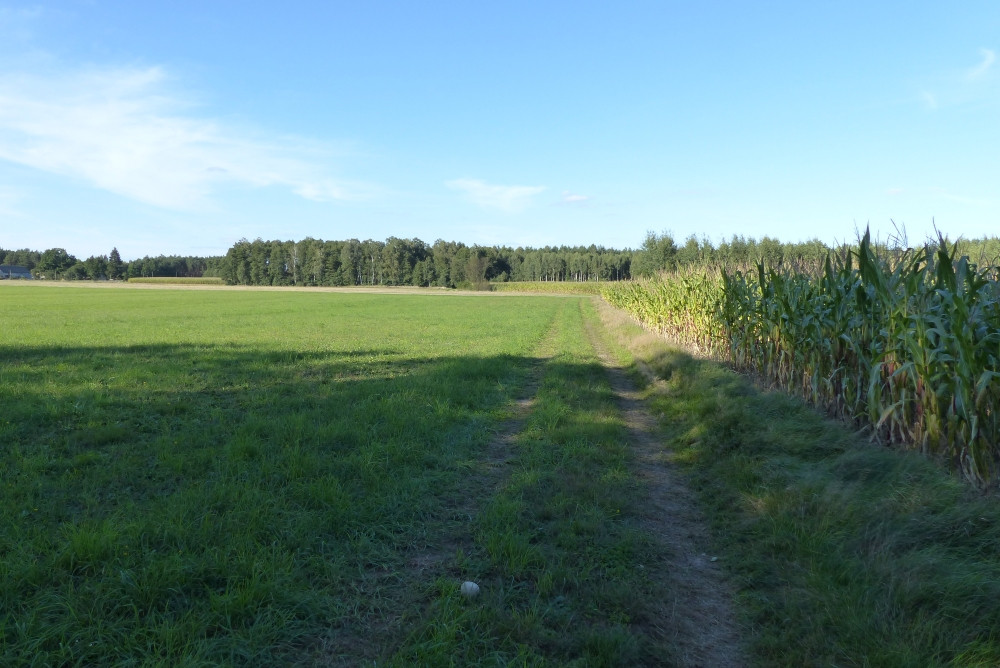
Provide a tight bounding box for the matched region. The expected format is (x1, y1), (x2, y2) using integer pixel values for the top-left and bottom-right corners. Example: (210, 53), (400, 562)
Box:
(584, 300), (746, 668)
(317, 330), (557, 666)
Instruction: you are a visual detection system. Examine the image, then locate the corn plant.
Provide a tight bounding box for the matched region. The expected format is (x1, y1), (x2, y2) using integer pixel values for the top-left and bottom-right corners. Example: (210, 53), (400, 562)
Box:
(603, 231), (1000, 486)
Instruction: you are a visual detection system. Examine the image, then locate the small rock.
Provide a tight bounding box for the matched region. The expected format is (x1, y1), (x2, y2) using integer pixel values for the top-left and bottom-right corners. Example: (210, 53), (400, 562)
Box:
(460, 581), (480, 598)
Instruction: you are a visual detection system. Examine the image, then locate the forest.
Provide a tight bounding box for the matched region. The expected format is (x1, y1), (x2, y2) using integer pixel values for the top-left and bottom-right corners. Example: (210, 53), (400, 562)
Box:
(5, 230), (1000, 288)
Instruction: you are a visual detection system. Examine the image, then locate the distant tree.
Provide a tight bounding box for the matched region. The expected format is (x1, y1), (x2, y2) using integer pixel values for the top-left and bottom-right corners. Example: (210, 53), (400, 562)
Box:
(1, 248), (41, 270)
(249, 240), (268, 285)
(83, 255), (108, 280)
(432, 239), (464, 287)
(359, 239), (384, 285)
(381, 237), (410, 285)
(299, 238), (325, 286)
(759, 236), (784, 266)
(201, 255), (229, 279)
(784, 239), (828, 273)
(717, 235), (752, 268)
(267, 242), (291, 286)
(227, 239), (252, 284)
(339, 239), (363, 285)
(413, 257), (436, 286)
(36, 248), (78, 279)
(63, 262), (88, 280)
(450, 246), (471, 285)
(466, 251), (490, 290)
(107, 247), (124, 280)
(632, 231), (677, 277)
(518, 250), (542, 281)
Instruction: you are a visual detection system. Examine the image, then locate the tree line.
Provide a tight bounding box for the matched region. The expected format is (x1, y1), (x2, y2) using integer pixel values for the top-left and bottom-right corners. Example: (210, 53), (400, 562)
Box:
(217, 237), (634, 288)
(0, 247), (224, 281)
(633, 231), (1000, 276)
(6, 230), (1000, 285)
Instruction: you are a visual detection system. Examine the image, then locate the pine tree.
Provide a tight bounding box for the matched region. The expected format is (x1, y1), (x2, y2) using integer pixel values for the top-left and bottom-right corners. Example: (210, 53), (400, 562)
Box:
(108, 247), (123, 280)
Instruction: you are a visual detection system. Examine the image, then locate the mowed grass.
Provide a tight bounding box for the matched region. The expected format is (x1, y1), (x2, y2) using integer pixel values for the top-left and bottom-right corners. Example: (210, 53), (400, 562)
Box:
(0, 286), (555, 664)
(0, 286), (673, 665)
(394, 298), (670, 665)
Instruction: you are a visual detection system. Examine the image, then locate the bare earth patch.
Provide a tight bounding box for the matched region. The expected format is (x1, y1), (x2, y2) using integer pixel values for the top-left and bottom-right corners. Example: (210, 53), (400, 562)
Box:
(586, 301), (746, 667)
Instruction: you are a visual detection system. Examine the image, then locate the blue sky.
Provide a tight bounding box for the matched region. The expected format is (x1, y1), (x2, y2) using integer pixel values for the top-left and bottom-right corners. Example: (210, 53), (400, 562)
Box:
(0, 2), (998, 260)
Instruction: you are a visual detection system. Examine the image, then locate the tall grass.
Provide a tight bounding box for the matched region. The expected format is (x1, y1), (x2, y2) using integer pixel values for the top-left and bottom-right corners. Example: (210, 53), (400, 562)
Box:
(603, 231), (1000, 486)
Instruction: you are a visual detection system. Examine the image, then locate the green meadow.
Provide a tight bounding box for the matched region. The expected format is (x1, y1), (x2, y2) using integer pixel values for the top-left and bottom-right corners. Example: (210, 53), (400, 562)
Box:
(5, 283), (1000, 666)
(0, 285), (670, 665)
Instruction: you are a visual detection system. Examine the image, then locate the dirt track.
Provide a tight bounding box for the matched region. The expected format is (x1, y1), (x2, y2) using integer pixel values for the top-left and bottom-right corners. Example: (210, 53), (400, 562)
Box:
(587, 300), (746, 667)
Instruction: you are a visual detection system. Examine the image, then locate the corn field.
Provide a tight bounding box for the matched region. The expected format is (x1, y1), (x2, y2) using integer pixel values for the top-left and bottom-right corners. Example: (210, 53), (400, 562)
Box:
(603, 231), (1000, 487)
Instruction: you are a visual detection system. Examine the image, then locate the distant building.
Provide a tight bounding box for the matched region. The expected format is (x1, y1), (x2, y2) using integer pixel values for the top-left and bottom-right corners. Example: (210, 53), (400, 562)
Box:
(0, 265), (33, 279)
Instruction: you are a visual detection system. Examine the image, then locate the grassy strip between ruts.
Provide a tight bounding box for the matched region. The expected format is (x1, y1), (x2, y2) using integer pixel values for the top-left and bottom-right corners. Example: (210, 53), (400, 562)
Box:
(390, 297), (674, 665)
(596, 300), (1000, 666)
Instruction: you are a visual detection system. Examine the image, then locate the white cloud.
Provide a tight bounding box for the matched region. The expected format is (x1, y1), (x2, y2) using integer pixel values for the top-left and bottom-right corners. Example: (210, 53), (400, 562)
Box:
(919, 48), (998, 110)
(967, 48), (996, 80)
(445, 178), (545, 213)
(0, 65), (361, 209)
(561, 191), (590, 204)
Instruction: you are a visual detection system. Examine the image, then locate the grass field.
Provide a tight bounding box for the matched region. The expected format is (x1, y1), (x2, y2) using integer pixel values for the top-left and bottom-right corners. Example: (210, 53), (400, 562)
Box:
(0, 285), (676, 665)
(5, 283), (1000, 665)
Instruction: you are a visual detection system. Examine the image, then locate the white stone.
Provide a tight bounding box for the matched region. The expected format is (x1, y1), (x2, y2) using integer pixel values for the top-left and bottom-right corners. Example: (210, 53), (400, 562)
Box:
(460, 580), (480, 598)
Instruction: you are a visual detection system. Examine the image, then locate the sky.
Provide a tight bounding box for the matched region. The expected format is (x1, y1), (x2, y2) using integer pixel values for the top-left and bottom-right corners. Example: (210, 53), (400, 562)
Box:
(0, 2), (998, 260)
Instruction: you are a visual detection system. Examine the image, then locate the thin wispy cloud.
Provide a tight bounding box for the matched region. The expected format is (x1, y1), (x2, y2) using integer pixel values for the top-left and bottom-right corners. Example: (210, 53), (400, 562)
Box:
(919, 48), (998, 110)
(445, 178), (545, 213)
(0, 65), (361, 210)
(561, 191), (590, 204)
(967, 48), (996, 80)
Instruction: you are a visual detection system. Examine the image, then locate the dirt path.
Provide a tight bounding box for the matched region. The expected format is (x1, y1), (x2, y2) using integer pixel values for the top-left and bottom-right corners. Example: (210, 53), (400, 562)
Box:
(584, 301), (746, 667)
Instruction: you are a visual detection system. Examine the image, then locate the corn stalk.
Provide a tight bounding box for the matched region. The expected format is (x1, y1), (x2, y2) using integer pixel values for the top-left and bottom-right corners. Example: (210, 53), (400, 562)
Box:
(603, 231), (1000, 487)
